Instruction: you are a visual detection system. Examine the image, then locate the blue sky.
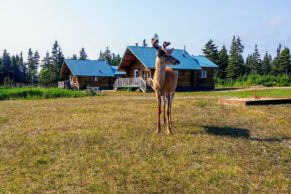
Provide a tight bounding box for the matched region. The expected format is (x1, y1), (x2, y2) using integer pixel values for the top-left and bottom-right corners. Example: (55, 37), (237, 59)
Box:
(0, 0), (291, 59)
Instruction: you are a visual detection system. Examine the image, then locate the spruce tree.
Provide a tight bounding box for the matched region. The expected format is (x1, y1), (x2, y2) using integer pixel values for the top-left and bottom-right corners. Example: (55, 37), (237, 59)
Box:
(153, 33), (159, 40)
(39, 52), (51, 86)
(18, 52), (26, 83)
(115, 54), (121, 66)
(72, 54), (77, 60)
(251, 44), (261, 74)
(261, 52), (272, 75)
(50, 41), (64, 84)
(217, 45), (228, 79)
(27, 48), (35, 84)
(1, 50), (12, 83)
(111, 53), (116, 65)
(235, 37), (245, 76)
(226, 36), (245, 80)
(11, 55), (22, 83)
(79, 48), (87, 60)
(111, 53), (122, 66)
(245, 54), (253, 75)
(0, 56), (2, 83)
(278, 48), (291, 75)
(38, 41), (64, 85)
(271, 44), (281, 75)
(202, 39), (219, 64)
(26, 49), (39, 84)
(33, 51), (40, 83)
(99, 47), (112, 64)
(41, 52), (51, 69)
(226, 37), (237, 80)
(33, 51), (40, 67)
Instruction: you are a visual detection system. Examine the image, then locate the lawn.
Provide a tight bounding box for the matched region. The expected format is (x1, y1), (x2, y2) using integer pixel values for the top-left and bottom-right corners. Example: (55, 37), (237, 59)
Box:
(0, 89), (290, 193)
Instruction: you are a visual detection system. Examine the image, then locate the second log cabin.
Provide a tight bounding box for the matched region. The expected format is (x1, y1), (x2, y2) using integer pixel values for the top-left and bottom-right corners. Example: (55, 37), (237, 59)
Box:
(116, 46), (218, 91)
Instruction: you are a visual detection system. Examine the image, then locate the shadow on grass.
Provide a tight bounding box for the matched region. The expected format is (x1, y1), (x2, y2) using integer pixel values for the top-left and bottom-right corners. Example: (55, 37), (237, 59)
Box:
(201, 126), (289, 143)
(205, 126), (250, 138)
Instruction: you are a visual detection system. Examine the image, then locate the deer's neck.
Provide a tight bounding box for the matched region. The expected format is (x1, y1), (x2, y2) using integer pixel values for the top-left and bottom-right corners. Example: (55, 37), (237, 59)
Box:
(153, 59), (166, 89)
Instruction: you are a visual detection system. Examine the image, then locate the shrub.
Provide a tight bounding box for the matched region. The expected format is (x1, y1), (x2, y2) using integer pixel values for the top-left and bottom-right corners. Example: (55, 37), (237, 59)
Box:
(216, 74), (291, 87)
(0, 88), (97, 101)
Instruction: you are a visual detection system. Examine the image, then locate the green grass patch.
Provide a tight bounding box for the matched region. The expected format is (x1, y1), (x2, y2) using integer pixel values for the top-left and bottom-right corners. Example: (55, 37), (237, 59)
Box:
(0, 87), (97, 100)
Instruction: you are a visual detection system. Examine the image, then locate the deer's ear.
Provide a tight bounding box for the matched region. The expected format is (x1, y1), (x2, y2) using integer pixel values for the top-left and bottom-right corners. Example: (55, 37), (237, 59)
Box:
(168, 48), (174, 55)
(163, 41), (171, 48)
(151, 38), (160, 50)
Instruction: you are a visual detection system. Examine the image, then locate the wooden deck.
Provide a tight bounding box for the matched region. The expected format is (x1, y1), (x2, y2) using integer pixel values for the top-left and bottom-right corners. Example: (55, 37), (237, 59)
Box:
(219, 98), (291, 106)
(113, 78), (149, 92)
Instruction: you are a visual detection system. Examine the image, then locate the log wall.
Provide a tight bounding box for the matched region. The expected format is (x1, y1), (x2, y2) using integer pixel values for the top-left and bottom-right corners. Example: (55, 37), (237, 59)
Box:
(78, 76), (113, 89)
(194, 68), (215, 89)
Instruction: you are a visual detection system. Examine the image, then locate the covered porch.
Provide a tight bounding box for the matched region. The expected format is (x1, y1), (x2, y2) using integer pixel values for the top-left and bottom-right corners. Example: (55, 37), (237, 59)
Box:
(118, 47), (154, 81)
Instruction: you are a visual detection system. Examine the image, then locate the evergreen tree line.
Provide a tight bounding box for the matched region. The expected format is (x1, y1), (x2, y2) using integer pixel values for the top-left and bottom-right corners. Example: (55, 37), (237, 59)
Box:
(71, 46), (121, 66)
(1, 37), (290, 86)
(202, 36), (291, 85)
(0, 42), (122, 86)
(98, 46), (121, 66)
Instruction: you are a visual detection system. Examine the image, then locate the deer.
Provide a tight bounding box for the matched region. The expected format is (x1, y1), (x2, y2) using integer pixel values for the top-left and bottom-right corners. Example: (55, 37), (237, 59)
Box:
(152, 38), (180, 135)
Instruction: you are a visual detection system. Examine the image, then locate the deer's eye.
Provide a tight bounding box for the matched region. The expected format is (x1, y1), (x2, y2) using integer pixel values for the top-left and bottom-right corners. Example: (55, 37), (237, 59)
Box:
(158, 50), (165, 57)
(163, 56), (169, 60)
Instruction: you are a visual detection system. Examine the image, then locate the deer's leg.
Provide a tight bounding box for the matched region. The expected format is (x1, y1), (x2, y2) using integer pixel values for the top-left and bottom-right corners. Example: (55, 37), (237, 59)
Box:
(155, 92), (162, 133)
(166, 94), (172, 135)
(169, 93), (175, 128)
(162, 96), (166, 126)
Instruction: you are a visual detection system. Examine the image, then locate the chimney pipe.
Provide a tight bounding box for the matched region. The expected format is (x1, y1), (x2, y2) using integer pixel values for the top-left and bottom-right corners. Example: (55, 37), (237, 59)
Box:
(183, 45), (186, 57)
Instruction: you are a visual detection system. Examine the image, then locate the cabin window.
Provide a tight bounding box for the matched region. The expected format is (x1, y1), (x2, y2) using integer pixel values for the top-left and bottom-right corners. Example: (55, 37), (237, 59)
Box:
(179, 70), (186, 76)
(174, 70), (179, 78)
(200, 70), (207, 79)
(93, 77), (98, 82)
(72, 76), (77, 83)
(143, 70), (151, 80)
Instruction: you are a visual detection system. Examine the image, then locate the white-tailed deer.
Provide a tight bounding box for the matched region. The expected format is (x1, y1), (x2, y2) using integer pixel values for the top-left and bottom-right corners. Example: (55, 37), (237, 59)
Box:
(152, 38), (180, 134)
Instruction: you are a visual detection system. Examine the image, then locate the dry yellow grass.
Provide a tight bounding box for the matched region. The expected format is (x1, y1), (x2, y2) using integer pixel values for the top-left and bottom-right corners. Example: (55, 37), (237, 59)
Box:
(0, 91), (290, 193)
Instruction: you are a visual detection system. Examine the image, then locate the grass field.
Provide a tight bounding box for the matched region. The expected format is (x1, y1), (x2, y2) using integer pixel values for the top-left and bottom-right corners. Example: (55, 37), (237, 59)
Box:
(0, 88), (290, 193)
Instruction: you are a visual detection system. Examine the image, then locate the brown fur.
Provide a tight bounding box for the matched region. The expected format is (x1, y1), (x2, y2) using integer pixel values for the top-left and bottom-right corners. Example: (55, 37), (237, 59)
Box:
(163, 68), (177, 93)
(153, 57), (177, 135)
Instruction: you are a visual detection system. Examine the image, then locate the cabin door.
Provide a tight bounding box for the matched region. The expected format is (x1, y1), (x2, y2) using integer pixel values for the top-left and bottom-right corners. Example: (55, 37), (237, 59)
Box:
(134, 69), (139, 78)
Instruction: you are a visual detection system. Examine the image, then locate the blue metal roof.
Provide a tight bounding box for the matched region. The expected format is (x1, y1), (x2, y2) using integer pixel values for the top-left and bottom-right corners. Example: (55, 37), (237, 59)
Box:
(111, 66), (126, 76)
(126, 46), (201, 70)
(64, 59), (114, 77)
(193, 56), (218, 68)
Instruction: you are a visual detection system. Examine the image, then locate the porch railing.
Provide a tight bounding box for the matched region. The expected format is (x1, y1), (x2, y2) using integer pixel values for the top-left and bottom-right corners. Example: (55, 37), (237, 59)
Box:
(113, 77), (147, 92)
(58, 80), (71, 89)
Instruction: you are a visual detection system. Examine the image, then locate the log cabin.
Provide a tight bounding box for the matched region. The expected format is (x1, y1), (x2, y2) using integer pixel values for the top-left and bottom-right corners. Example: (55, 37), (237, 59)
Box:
(192, 56), (219, 90)
(115, 46), (218, 92)
(60, 59), (119, 90)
